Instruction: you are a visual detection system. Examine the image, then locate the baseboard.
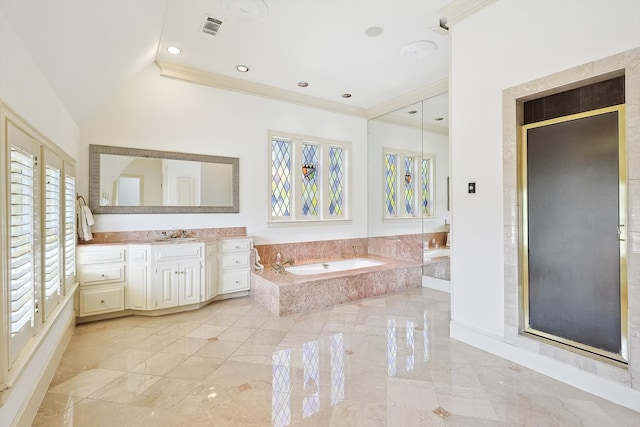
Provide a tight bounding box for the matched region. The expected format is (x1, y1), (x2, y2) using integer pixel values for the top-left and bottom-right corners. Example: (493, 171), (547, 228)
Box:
(422, 275), (450, 293)
(450, 320), (640, 413)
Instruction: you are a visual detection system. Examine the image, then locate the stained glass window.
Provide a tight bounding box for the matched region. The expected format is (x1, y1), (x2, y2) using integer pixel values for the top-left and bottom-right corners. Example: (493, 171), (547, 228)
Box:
(421, 158), (432, 216)
(328, 147), (344, 216)
(301, 144), (319, 216)
(269, 133), (349, 222)
(385, 154), (396, 215)
(404, 157), (414, 215)
(271, 138), (291, 218)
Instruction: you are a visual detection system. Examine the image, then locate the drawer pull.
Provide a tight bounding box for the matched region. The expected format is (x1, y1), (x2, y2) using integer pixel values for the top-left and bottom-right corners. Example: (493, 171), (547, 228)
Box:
(100, 300), (105, 304)
(235, 280), (241, 284)
(235, 260), (241, 264)
(236, 245), (242, 249)
(101, 274), (106, 278)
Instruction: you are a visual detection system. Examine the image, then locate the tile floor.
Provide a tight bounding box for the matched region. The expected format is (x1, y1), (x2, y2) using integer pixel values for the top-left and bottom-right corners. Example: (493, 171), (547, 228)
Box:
(33, 288), (640, 426)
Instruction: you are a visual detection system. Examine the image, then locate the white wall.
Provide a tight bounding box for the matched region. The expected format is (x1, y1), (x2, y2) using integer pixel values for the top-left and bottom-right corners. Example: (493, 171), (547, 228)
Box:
(81, 64), (367, 244)
(368, 119), (449, 237)
(0, 8), (79, 425)
(0, 10), (79, 159)
(450, 0), (640, 337)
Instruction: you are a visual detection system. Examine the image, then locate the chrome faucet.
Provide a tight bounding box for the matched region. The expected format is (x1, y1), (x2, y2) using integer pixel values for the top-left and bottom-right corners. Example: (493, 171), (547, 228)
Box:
(272, 252), (294, 273)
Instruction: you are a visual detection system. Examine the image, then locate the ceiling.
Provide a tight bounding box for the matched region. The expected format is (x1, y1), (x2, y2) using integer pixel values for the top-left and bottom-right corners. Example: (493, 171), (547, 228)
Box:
(0, 0), (452, 125)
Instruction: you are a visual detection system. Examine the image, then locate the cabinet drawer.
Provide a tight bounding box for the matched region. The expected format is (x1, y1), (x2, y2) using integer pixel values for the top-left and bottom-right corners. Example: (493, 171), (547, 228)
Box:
(154, 243), (202, 262)
(220, 239), (252, 253)
(78, 246), (126, 264)
(79, 286), (124, 316)
(221, 253), (250, 269)
(79, 264), (125, 285)
(221, 270), (250, 293)
(130, 246), (150, 262)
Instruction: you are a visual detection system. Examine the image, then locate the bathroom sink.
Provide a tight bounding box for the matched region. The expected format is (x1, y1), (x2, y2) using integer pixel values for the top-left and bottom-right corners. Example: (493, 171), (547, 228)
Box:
(154, 237), (200, 243)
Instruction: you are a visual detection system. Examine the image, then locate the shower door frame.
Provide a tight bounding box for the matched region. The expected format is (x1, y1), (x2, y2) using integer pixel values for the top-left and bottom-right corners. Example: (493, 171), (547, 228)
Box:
(519, 104), (629, 364)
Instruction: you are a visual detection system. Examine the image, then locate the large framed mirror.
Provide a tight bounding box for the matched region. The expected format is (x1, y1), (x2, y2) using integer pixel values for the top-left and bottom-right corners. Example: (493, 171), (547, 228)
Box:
(89, 144), (239, 214)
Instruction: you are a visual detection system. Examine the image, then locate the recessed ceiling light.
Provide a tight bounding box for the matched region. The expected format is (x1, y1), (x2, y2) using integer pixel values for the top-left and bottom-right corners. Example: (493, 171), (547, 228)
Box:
(341, 93), (352, 98)
(236, 65), (249, 72)
(434, 117), (444, 121)
(408, 110), (417, 115)
(167, 46), (182, 55)
(297, 81), (309, 88)
(365, 26), (384, 37)
(401, 40), (438, 60)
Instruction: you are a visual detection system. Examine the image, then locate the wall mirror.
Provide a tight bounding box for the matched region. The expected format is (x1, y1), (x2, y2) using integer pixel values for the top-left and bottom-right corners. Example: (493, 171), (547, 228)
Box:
(89, 144), (239, 214)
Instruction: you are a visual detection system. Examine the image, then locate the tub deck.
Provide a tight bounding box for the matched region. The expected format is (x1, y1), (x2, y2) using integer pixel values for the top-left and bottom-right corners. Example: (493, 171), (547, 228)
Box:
(250, 255), (422, 316)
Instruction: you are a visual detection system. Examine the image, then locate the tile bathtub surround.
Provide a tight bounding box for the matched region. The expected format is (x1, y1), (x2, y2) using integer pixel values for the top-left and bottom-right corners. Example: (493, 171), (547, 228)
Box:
(34, 289), (640, 426)
(251, 256), (422, 316)
(255, 238), (368, 266)
(86, 227), (247, 244)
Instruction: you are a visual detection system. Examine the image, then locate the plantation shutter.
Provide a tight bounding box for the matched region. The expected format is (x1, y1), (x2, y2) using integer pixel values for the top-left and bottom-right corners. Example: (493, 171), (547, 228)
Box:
(63, 171), (76, 292)
(8, 124), (37, 365)
(43, 150), (62, 319)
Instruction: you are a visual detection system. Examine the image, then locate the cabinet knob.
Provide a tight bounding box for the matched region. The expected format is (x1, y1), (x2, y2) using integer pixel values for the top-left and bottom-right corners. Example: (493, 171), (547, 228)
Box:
(236, 245), (242, 249)
(235, 260), (241, 264)
(100, 300), (105, 304)
(101, 274), (106, 278)
(235, 280), (240, 284)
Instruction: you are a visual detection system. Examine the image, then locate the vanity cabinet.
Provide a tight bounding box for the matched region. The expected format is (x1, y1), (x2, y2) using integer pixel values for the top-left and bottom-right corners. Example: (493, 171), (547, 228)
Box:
(77, 245), (126, 316)
(76, 237), (251, 319)
(219, 238), (252, 294)
(204, 242), (219, 300)
(151, 243), (202, 309)
(127, 245), (150, 310)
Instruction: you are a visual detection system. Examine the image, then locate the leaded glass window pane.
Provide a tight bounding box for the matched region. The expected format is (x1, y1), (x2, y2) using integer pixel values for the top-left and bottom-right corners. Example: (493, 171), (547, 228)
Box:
(271, 139), (291, 217)
(328, 147), (344, 216)
(404, 157), (414, 215)
(385, 154), (396, 215)
(301, 144), (319, 216)
(422, 158), (431, 216)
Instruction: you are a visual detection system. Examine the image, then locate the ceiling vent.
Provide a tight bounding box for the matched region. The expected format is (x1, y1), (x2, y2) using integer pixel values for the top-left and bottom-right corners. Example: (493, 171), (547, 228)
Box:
(202, 16), (223, 36)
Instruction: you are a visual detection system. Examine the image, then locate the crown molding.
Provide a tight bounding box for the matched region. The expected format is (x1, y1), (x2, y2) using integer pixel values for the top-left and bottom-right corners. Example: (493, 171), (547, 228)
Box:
(365, 78), (449, 120)
(440, 0), (497, 26)
(157, 61), (368, 118)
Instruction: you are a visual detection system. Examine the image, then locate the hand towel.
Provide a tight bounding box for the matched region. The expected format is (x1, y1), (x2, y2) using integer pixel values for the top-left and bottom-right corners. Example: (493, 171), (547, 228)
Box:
(78, 205), (94, 241)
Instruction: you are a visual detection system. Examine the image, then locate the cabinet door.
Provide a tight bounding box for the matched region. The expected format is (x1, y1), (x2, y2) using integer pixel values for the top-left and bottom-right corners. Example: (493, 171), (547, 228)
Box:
(127, 263), (148, 310)
(179, 260), (201, 306)
(154, 262), (179, 309)
(205, 244), (218, 301)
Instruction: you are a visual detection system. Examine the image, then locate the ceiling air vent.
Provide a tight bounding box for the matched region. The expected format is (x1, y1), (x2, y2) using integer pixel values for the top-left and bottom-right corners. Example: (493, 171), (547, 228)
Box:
(202, 16), (223, 36)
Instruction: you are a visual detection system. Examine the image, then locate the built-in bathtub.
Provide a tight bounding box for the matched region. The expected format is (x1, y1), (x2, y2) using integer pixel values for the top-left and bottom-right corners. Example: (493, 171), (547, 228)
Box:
(250, 255), (421, 316)
(287, 258), (385, 276)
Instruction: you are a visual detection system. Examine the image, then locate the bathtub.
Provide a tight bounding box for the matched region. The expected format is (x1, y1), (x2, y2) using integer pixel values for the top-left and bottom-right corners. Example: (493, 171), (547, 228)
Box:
(286, 258), (385, 276)
(423, 248), (450, 262)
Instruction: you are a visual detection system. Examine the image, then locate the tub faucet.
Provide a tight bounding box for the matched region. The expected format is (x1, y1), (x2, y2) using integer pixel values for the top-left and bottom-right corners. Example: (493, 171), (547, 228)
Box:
(272, 252), (295, 274)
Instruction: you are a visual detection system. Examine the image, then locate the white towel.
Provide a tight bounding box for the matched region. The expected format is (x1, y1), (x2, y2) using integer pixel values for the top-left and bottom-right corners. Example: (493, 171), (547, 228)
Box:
(252, 247), (264, 272)
(78, 205), (94, 241)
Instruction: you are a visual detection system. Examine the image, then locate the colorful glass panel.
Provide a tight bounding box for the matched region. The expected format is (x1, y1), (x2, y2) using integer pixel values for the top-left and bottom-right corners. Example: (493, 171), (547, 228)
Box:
(271, 139), (291, 217)
(301, 144), (319, 216)
(421, 158), (431, 216)
(328, 147), (344, 216)
(385, 154), (396, 215)
(404, 157), (414, 215)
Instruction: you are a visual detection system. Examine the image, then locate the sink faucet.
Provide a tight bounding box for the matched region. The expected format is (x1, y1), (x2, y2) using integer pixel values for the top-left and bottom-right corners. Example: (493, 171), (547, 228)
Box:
(272, 252), (295, 273)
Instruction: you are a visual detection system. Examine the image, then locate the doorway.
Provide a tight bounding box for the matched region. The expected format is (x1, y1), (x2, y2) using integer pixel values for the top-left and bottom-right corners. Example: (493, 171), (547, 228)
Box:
(520, 105), (628, 363)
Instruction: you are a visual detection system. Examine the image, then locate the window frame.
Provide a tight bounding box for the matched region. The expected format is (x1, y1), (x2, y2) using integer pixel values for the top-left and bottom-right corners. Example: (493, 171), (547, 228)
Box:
(0, 104), (77, 405)
(382, 148), (436, 220)
(268, 131), (351, 224)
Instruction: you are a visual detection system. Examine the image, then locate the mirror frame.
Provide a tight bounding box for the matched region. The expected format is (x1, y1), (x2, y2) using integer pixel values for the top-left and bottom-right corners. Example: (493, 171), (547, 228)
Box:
(89, 144), (239, 214)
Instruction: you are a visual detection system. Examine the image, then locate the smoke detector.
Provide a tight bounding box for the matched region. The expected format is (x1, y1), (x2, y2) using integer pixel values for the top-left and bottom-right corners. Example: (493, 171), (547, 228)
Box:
(224, 0), (269, 21)
(202, 16), (223, 36)
(401, 40), (438, 61)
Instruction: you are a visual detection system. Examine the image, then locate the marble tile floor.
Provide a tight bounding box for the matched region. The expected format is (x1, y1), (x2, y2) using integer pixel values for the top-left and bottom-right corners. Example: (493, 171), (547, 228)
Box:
(33, 288), (640, 426)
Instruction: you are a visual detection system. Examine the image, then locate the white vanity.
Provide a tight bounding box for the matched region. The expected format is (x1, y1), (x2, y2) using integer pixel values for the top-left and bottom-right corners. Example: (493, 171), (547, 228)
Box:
(76, 237), (252, 321)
